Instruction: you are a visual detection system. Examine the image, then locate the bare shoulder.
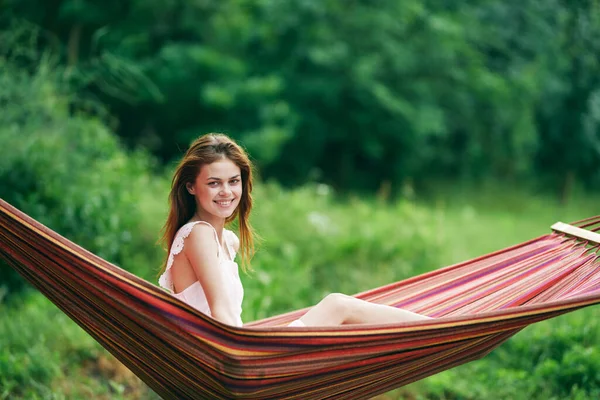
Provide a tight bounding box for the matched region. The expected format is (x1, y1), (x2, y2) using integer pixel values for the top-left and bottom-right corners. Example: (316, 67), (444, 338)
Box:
(184, 223), (219, 255)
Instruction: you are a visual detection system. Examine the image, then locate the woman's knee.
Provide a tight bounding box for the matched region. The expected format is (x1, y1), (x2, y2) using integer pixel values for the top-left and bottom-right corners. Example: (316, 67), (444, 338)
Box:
(321, 293), (352, 315)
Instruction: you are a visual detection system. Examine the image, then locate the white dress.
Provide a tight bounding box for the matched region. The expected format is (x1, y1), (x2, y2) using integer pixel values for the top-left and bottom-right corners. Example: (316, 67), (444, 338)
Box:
(158, 221), (244, 327)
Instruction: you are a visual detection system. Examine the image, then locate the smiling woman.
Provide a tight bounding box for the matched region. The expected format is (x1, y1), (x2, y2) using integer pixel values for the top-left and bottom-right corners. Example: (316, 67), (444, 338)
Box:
(158, 134), (254, 327)
(158, 133), (431, 327)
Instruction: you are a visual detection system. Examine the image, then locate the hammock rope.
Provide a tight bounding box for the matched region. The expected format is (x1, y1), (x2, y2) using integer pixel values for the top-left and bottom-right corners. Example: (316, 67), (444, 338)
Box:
(1, 198), (600, 400)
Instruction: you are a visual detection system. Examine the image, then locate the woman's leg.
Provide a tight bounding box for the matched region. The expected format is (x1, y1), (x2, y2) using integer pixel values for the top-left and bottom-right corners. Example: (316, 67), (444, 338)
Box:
(298, 293), (431, 327)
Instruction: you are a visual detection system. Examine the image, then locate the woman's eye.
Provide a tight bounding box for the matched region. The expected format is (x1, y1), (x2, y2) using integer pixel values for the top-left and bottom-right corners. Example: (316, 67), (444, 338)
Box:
(208, 181), (219, 186)
(230, 179), (240, 185)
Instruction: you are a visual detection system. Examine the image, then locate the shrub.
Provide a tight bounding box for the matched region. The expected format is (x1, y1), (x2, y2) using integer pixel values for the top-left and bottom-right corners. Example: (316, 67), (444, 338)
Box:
(0, 50), (166, 298)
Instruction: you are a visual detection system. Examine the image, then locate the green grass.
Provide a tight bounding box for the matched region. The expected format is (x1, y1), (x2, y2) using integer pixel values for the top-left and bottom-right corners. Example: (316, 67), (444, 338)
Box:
(0, 294), (160, 400)
(1, 182), (599, 399)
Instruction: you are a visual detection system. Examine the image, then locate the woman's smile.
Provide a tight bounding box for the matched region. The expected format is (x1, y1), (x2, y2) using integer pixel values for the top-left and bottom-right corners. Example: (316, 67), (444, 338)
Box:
(215, 199), (234, 207)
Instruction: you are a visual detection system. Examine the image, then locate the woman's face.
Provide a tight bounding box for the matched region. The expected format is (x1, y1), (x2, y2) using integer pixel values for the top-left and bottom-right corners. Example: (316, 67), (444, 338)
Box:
(187, 158), (242, 224)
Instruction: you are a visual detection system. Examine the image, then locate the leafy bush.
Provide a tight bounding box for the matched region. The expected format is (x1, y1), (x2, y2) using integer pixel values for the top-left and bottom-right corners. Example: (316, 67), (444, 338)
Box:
(0, 293), (160, 400)
(0, 294), (96, 397)
(0, 47), (166, 297)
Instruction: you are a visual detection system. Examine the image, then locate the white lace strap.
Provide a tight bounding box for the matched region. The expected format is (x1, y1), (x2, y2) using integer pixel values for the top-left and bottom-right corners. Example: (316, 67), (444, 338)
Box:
(158, 221), (221, 291)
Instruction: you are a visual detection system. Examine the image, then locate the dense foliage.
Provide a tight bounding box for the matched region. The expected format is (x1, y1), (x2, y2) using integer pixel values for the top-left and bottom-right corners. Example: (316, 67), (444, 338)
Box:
(0, 32), (164, 296)
(2, 0), (600, 195)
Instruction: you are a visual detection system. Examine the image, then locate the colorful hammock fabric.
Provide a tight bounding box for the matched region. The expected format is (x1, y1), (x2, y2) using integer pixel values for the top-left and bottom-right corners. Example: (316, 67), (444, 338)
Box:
(1, 198), (600, 400)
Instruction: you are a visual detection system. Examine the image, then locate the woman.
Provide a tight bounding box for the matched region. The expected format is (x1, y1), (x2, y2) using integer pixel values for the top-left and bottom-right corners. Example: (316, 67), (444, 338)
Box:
(158, 133), (430, 327)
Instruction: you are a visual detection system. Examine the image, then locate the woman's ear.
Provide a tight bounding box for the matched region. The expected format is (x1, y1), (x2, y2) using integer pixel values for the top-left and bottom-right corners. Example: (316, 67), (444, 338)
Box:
(186, 182), (195, 195)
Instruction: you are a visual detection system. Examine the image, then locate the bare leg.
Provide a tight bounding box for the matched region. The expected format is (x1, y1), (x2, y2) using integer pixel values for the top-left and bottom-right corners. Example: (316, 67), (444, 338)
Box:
(299, 293), (432, 327)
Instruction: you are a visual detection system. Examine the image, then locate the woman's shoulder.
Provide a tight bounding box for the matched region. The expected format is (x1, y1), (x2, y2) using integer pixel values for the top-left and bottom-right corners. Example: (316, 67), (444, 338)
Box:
(177, 220), (216, 238)
(172, 221), (217, 253)
(184, 221), (221, 245)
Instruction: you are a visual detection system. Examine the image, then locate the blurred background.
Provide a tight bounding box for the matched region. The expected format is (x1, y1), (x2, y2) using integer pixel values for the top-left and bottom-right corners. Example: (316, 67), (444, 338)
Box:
(1, 1), (599, 399)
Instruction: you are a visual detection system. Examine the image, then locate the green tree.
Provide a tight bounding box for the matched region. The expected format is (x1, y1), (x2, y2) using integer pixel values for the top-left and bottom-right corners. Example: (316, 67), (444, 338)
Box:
(535, 0), (600, 201)
(2, 0), (599, 194)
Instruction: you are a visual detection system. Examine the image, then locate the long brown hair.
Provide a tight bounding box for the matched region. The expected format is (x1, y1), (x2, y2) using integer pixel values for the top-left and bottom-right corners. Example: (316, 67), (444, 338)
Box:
(159, 133), (255, 274)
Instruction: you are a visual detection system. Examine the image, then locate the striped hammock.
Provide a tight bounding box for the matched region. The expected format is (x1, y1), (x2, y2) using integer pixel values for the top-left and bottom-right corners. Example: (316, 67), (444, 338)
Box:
(1, 198), (600, 400)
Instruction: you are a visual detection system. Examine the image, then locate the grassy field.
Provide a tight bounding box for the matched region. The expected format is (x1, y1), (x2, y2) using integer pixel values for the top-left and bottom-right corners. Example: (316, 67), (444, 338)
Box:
(1, 182), (599, 399)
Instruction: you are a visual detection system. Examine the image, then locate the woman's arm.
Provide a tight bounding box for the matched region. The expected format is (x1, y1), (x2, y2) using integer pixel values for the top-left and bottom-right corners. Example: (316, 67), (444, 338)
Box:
(184, 224), (239, 326)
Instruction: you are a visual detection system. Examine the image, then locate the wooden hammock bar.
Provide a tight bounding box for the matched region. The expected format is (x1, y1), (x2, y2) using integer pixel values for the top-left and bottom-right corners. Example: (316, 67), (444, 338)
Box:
(552, 222), (600, 245)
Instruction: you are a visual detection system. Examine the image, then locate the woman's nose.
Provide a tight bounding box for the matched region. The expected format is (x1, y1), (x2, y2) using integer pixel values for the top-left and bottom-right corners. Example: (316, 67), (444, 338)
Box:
(220, 184), (232, 195)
